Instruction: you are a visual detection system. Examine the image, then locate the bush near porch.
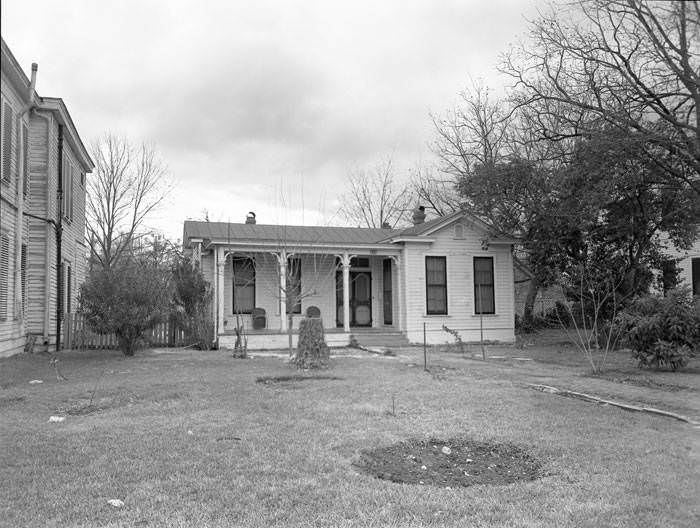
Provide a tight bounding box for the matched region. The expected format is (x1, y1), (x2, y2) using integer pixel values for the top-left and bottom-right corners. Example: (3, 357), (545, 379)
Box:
(1, 336), (699, 527)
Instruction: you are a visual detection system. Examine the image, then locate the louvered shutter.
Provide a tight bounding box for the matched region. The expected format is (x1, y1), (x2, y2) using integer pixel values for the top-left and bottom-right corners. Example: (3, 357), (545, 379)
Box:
(2, 102), (12, 182)
(0, 234), (9, 320)
(22, 124), (29, 195)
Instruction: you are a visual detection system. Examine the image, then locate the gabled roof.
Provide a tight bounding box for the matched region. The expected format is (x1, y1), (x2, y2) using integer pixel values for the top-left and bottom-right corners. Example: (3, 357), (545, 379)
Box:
(184, 209), (517, 249)
(183, 221), (399, 247)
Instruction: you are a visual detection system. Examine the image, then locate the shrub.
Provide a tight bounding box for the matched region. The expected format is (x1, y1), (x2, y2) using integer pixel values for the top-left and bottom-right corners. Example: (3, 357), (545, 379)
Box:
(171, 259), (214, 350)
(614, 287), (700, 370)
(80, 263), (171, 356)
(292, 317), (329, 369)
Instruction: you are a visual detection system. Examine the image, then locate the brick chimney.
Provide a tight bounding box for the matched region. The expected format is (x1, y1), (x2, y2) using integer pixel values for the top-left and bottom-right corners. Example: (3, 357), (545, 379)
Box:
(245, 212), (256, 224)
(412, 205), (426, 225)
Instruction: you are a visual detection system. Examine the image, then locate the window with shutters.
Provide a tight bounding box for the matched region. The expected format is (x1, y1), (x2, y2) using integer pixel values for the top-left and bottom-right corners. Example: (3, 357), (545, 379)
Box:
(1, 100), (13, 184)
(232, 257), (255, 314)
(22, 124), (29, 195)
(474, 257), (495, 314)
(286, 257), (302, 314)
(425, 256), (447, 315)
(0, 233), (9, 320)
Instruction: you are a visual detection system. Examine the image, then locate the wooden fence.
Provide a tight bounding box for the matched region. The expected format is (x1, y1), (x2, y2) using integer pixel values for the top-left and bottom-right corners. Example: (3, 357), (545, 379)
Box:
(63, 313), (192, 350)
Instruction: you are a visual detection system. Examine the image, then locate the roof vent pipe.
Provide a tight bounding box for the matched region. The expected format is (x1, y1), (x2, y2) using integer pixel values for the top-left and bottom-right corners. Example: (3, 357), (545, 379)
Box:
(245, 211), (256, 224)
(412, 205), (426, 225)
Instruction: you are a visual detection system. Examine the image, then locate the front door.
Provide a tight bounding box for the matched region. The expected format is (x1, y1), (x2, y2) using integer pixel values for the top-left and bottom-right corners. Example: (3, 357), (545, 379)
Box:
(336, 271), (372, 327)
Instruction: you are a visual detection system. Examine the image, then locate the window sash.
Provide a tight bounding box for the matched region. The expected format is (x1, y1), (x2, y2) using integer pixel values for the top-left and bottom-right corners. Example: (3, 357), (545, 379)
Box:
(425, 256), (447, 315)
(232, 257), (255, 314)
(474, 257), (495, 314)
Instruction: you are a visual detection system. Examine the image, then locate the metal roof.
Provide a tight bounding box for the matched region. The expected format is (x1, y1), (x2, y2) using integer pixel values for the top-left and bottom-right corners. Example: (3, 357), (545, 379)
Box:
(183, 221), (400, 246)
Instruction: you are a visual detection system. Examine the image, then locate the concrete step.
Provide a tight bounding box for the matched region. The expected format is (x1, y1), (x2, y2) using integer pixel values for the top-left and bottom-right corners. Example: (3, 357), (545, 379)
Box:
(353, 332), (409, 348)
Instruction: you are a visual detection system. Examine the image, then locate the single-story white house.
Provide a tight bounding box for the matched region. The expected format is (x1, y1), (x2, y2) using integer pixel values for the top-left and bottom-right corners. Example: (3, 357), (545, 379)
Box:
(183, 207), (517, 349)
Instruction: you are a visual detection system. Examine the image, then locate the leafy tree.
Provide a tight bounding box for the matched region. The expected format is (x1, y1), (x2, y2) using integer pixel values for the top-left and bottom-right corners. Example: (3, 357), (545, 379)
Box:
(80, 262), (171, 356)
(171, 257), (213, 350)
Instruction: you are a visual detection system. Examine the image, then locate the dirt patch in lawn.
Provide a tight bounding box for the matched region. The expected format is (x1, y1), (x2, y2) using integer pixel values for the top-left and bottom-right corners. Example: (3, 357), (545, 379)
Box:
(353, 438), (543, 488)
(256, 375), (344, 385)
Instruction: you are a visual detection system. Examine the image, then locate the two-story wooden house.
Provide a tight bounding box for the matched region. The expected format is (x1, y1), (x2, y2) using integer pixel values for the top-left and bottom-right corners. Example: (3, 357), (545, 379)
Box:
(0, 38), (93, 357)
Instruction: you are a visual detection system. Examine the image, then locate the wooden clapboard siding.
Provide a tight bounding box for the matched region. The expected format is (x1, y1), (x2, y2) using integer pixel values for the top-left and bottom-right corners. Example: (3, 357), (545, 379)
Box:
(401, 220), (515, 345)
(0, 53), (31, 356)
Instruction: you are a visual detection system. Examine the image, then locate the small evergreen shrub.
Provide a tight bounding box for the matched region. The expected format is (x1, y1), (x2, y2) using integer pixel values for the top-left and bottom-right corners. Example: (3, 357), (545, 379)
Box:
(292, 317), (329, 369)
(614, 287), (700, 370)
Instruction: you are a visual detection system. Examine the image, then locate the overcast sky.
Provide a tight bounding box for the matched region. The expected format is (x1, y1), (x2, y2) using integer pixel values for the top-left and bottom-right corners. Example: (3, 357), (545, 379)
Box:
(2, 0), (543, 239)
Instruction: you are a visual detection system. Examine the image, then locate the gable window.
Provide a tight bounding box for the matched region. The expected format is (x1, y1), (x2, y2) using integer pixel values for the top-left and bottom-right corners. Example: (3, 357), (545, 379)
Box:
(474, 257), (495, 314)
(286, 257), (302, 314)
(425, 256), (447, 315)
(232, 257), (255, 314)
(1, 101), (12, 184)
(693, 258), (699, 296)
(454, 223), (464, 239)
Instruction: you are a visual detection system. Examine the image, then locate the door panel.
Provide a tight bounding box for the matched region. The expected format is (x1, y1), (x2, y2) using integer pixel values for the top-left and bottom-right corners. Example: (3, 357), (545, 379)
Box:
(335, 270), (372, 327)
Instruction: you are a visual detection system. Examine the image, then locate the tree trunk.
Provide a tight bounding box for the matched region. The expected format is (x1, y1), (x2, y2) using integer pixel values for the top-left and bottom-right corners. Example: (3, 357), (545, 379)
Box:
(522, 278), (540, 325)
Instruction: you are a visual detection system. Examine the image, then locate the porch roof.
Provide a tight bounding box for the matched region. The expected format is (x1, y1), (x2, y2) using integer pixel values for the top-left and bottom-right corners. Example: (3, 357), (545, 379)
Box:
(184, 221), (401, 247)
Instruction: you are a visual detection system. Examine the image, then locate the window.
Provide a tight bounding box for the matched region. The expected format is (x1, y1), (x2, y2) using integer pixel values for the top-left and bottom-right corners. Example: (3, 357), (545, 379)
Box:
(0, 233), (9, 320)
(1, 101), (12, 183)
(474, 257), (495, 314)
(425, 256), (447, 315)
(22, 124), (29, 195)
(693, 258), (699, 296)
(454, 223), (464, 239)
(286, 257), (302, 314)
(232, 257), (255, 314)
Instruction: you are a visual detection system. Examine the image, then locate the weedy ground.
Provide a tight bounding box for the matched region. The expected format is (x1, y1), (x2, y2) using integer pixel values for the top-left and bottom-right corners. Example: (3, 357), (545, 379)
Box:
(1, 331), (699, 527)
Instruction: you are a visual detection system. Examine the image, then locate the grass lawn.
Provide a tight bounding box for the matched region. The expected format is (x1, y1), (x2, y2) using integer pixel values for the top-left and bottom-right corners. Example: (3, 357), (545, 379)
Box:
(1, 332), (699, 527)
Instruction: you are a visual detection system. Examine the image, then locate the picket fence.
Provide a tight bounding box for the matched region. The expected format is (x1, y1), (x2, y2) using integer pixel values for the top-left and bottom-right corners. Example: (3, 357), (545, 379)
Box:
(63, 313), (192, 350)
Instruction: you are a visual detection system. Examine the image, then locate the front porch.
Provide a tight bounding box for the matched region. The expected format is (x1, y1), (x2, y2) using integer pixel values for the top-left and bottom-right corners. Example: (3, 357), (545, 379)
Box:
(203, 246), (403, 342)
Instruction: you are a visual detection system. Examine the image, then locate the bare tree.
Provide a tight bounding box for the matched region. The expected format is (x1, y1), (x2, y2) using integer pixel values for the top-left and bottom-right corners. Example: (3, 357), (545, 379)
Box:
(339, 157), (412, 228)
(502, 0), (700, 195)
(409, 163), (461, 217)
(87, 133), (170, 269)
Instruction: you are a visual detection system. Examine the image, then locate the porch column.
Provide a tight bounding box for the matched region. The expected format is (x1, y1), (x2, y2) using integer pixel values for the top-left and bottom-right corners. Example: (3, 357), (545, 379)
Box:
(391, 255), (402, 331)
(342, 252), (351, 332)
(216, 248), (226, 336)
(276, 250), (287, 331)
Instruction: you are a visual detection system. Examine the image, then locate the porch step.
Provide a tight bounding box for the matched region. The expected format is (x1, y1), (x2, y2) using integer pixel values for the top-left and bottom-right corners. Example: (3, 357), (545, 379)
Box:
(352, 332), (410, 348)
